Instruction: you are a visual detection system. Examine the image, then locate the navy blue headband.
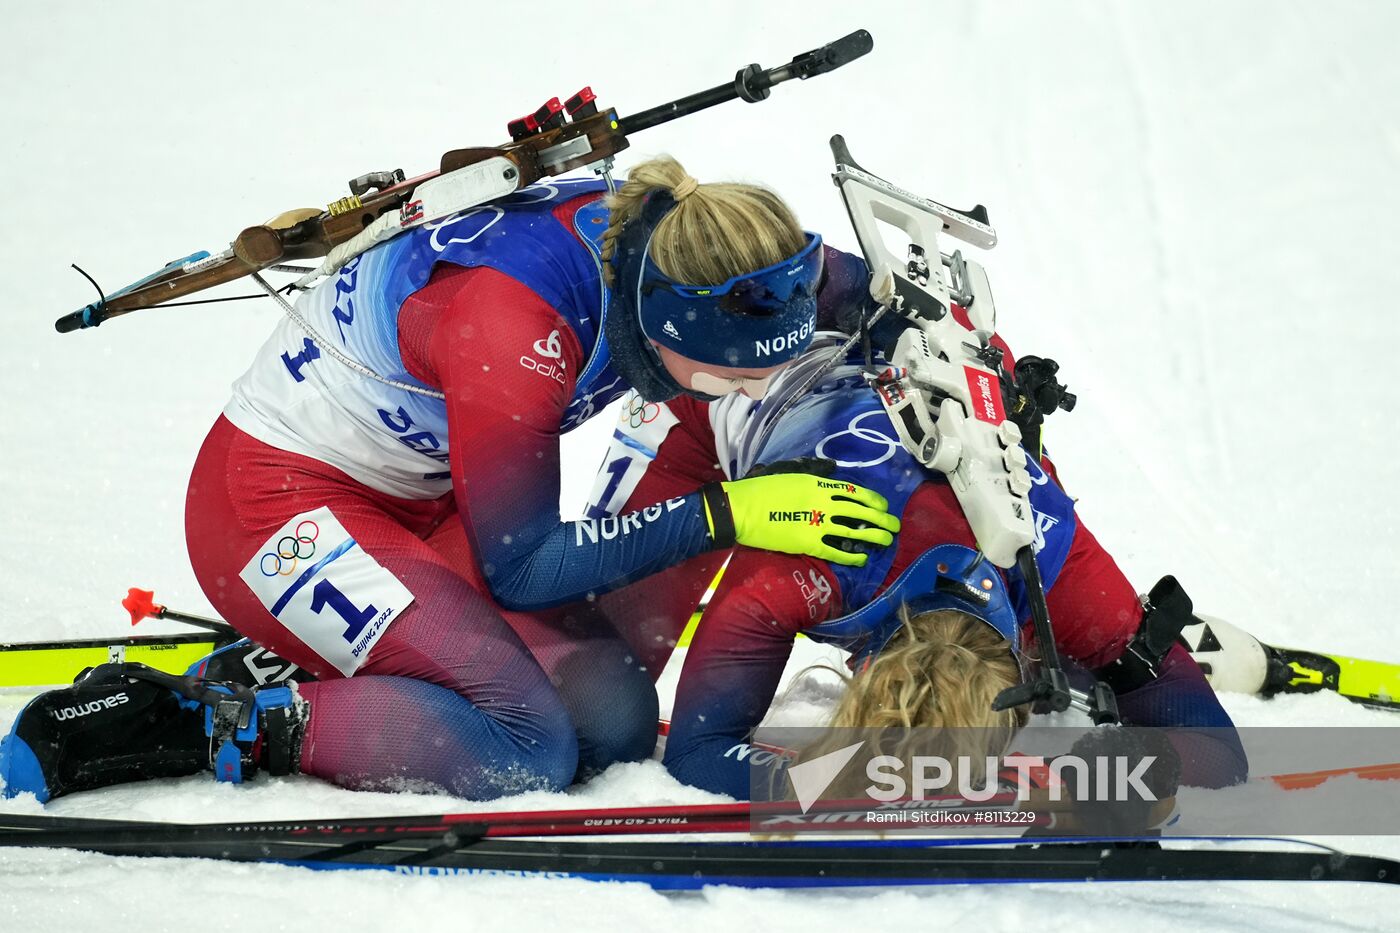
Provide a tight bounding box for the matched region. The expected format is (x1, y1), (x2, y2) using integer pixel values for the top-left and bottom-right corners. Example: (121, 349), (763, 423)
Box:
(611, 189), (823, 369)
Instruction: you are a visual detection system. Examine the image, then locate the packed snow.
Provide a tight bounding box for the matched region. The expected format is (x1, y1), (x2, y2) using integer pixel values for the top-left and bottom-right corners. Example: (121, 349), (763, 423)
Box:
(3, 1), (1400, 929)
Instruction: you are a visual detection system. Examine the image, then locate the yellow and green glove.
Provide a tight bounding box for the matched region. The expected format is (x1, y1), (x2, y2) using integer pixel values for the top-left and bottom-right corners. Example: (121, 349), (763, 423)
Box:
(700, 459), (901, 567)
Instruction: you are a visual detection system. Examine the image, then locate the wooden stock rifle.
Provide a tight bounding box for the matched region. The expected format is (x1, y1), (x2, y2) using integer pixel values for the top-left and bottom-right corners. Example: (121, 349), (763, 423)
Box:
(55, 30), (873, 334)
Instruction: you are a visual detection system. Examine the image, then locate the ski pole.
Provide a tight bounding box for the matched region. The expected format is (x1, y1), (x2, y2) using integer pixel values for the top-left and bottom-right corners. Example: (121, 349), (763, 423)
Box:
(0, 793), (1054, 843)
(122, 588), (236, 636)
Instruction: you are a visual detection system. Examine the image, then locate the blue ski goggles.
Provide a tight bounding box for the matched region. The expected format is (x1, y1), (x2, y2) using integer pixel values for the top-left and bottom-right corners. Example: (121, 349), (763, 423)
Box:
(808, 544), (1022, 670)
(613, 189), (824, 369)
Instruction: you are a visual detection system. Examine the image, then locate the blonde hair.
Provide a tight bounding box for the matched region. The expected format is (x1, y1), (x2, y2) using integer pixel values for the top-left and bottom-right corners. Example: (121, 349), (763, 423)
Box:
(599, 155), (805, 290)
(786, 608), (1027, 799)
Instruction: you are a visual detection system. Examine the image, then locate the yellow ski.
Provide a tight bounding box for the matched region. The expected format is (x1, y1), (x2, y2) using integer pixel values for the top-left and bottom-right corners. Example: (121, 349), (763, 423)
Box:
(0, 634), (232, 690)
(1271, 646), (1400, 710)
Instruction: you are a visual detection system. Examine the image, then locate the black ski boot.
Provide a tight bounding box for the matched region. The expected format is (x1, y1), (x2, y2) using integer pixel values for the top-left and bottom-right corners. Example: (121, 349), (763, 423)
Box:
(186, 637), (309, 688)
(0, 662), (306, 803)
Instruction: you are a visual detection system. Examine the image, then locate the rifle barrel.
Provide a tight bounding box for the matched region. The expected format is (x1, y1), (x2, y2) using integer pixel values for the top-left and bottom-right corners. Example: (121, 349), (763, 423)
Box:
(618, 78), (742, 136)
(617, 30), (873, 137)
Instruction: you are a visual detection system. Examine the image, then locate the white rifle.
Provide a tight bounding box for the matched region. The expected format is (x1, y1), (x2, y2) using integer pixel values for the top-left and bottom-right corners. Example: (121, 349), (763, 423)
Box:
(830, 135), (1114, 721)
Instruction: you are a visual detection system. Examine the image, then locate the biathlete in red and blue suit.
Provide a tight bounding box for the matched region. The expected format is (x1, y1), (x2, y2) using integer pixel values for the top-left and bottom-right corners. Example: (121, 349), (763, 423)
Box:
(585, 333), (1248, 800)
(1, 159), (901, 803)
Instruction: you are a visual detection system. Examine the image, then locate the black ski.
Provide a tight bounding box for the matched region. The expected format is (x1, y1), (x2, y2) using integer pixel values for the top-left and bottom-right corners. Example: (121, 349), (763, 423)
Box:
(0, 812), (1394, 889)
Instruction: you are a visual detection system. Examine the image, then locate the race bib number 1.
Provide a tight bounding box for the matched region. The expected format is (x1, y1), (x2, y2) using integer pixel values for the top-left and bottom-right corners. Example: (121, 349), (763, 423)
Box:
(239, 507), (414, 676)
(583, 391), (680, 519)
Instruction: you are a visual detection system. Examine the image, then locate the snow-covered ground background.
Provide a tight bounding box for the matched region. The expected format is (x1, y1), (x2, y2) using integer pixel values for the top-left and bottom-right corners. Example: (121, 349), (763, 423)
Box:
(3, 0), (1400, 928)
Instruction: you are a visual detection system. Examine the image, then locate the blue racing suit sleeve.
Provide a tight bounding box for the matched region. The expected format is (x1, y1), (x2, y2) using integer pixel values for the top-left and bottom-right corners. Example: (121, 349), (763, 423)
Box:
(427, 266), (717, 611)
(1114, 643), (1249, 788)
(663, 550), (831, 798)
(814, 244), (913, 352)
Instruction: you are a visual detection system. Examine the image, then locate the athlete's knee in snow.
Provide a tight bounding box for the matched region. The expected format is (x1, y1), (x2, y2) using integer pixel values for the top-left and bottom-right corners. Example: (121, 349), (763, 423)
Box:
(318, 675), (581, 799)
(442, 711), (579, 798)
(559, 665), (658, 777)
(580, 678), (659, 774)
(661, 744), (742, 799)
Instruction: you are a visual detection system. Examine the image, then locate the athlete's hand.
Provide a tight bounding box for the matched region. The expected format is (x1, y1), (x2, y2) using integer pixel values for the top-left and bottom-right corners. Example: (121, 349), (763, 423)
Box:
(700, 460), (900, 567)
(1060, 728), (1182, 836)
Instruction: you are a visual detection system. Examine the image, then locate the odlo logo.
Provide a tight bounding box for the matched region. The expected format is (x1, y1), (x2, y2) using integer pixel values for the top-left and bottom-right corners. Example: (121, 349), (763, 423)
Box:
(769, 510), (825, 525)
(51, 692), (130, 722)
(521, 329), (566, 385)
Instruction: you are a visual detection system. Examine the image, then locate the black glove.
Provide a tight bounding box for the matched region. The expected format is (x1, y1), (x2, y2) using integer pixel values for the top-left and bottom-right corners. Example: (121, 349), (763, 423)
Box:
(833, 297), (913, 359)
(1060, 727), (1182, 836)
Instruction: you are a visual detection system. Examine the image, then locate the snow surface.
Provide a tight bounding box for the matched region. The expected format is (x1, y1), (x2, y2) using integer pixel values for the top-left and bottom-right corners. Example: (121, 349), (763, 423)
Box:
(4, 0), (1400, 928)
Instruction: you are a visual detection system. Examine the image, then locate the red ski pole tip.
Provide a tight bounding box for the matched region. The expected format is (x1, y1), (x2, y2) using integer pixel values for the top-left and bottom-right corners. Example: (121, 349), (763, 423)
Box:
(122, 587), (161, 626)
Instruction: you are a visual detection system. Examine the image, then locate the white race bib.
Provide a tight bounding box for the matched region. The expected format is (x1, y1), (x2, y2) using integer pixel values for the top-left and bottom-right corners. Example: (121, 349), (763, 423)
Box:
(583, 391), (681, 518)
(239, 508), (414, 676)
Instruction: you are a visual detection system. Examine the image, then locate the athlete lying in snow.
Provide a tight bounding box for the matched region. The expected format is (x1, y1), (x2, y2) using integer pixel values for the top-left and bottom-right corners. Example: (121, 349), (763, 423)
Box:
(587, 335), (1248, 800)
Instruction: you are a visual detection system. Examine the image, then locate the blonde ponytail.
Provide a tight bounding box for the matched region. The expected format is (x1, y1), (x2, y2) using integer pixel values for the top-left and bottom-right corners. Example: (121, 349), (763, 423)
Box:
(600, 155), (805, 289)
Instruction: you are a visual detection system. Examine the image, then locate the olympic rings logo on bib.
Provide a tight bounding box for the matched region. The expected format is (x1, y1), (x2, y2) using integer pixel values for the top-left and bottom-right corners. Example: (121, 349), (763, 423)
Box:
(260, 520), (320, 577)
(239, 507), (415, 678)
(624, 395), (662, 429)
(815, 410), (902, 469)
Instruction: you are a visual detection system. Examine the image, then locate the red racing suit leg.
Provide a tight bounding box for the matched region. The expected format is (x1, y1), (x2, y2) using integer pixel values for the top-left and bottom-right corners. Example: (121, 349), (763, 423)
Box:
(186, 416), (649, 797)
